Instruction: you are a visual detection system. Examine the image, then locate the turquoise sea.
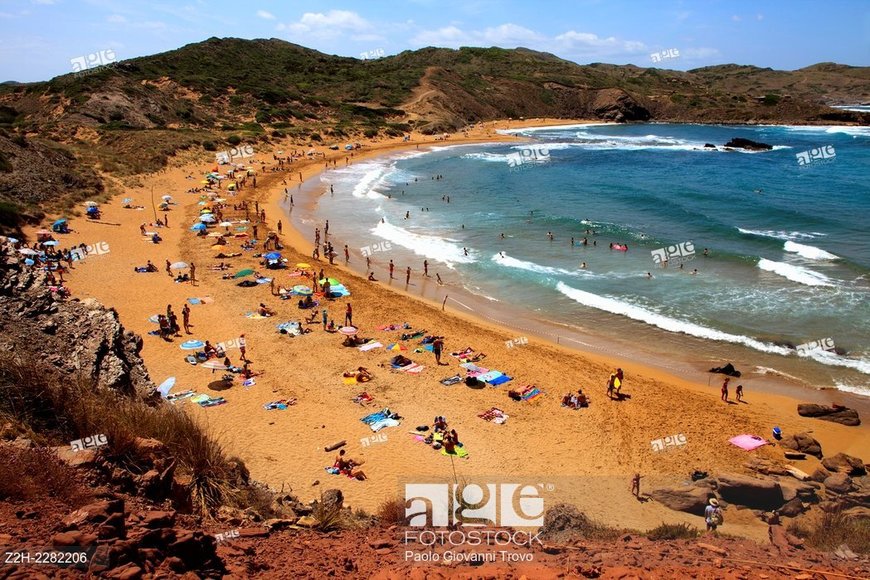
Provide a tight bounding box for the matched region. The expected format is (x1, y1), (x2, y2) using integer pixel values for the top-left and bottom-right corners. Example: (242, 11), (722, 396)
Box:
(290, 123), (870, 397)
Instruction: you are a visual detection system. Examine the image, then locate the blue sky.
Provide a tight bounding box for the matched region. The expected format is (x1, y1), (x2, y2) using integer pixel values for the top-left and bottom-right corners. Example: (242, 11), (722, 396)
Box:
(1, 0), (867, 82)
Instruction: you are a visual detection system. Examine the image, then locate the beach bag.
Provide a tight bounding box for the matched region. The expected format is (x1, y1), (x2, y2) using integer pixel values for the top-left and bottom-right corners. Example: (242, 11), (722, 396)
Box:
(465, 376), (479, 387)
(710, 508), (723, 525)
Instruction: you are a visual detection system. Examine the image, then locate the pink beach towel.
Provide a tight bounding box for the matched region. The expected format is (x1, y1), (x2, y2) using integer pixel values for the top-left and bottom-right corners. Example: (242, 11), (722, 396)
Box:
(729, 434), (768, 451)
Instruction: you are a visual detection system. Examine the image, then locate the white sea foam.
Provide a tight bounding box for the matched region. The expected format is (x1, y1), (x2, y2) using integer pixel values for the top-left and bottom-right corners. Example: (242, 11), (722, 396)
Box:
(833, 380), (870, 397)
(349, 163), (390, 199)
(497, 122), (617, 134)
(779, 125), (870, 138)
(798, 347), (870, 376)
(555, 282), (791, 355)
(737, 228), (822, 241)
(753, 366), (807, 383)
(492, 253), (579, 276)
(461, 152), (512, 162)
(783, 241), (839, 260)
(757, 259), (834, 287)
(371, 220), (475, 268)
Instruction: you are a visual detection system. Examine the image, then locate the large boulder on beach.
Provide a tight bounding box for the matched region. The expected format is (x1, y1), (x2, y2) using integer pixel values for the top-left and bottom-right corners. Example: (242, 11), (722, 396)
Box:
(648, 485), (711, 516)
(716, 473), (784, 510)
(824, 473), (854, 494)
(797, 403), (860, 426)
(821, 453), (866, 476)
(780, 432), (823, 458)
(723, 137), (773, 151)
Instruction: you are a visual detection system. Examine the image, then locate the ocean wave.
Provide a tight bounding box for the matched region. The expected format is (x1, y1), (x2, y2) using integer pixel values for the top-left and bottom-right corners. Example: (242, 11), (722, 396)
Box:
(555, 281), (791, 355)
(798, 348), (870, 376)
(832, 380), (870, 397)
(371, 220), (475, 268)
(349, 163), (390, 199)
(497, 122), (617, 135)
(461, 152), (512, 162)
(737, 228), (823, 241)
(783, 240), (839, 260)
(757, 259), (834, 287)
(779, 125), (870, 138)
(753, 366), (807, 383)
(492, 253), (580, 277)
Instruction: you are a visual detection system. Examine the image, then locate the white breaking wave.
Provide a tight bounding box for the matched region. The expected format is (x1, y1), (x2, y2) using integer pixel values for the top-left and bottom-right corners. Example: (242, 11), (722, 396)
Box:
(371, 220), (475, 268)
(737, 228), (823, 241)
(757, 259), (834, 287)
(833, 380), (870, 397)
(783, 241), (839, 260)
(798, 347), (870, 376)
(349, 163), (390, 199)
(461, 152), (512, 162)
(492, 253), (579, 277)
(555, 281), (791, 355)
(753, 366), (807, 383)
(497, 122), (617, 134)
(779, 125), (870, 138)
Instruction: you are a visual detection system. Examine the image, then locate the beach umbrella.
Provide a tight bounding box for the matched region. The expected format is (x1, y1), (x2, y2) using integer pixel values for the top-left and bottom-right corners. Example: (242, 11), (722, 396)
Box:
(53, 219), (67, 226)
(162, 195), (173, 202)
(207, 232), (224, 238)
(24, 258), (35, 266)
(219, 221), (233, 227)
(157, 377), (176, 398)
(41, 240), (59, 246)
(170, 261), (189, 270)
(201, 360), (229, 370)
(6, 237), (18, 243)
(386, 343), (407, 351)
(339, 326), (358, 336)
(190, 223), (207, 232)
(296, 262), (311, 269)
(199, 214), (216, 223)
(319, 277), (340, 286)
(18, 248), (39, 256)
(180, 340), (205, 350)
(292, 285), (313, 295)
(84, 201), (98, 207)
(234, 268), (254, 278)
(264, 252), (281, 260)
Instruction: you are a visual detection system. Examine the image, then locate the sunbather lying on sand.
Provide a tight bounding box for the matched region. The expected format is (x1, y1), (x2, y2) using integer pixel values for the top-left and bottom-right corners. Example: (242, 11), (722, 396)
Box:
(343, 367), (373, 382)
(304, 309), (320, 324)
(211, 262), (230, 271)
(391, 354), (413, 367)
(334, 449), (367, 480)
(215, 252), (241, 259)
(257, 303), (275, 317)
(342, 335), (373, 347)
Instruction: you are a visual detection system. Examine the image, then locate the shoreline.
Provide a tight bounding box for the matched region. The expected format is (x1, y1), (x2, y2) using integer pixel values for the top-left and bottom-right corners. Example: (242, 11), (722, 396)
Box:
(35, 117), (868, 536)
(275, 133), (870, 418)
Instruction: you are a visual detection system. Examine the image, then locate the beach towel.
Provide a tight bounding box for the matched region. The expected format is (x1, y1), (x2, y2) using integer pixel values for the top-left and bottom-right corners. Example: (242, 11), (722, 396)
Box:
(403, 363), (425, 374)
(441, 444), (469, 458)
(342, 376), (358, 385)
(242, 378), (256, 388)
(184, 355), (198, 365)
(255, 277), (272, 284)
(477, 370), (502, 383)
(165, 390), (196, 403)
(361, 408), (401, 432)
(520, 386), (543, 401)
(377, 323), (408, 331)
(460, 363), (489, 373)
(450, 347), (475, 358)
(729, 434), (768, 451)
(478, 407), (509, 424)
(264, 399), (295, 410)
(488, 374), (513, 386)
(324, 466), (341, 475)
(440, 375), (462, 386)
(277, 321), (301, 336)
(359, 342), (382, 352)
(245, 312), (269, 319)
(148, 315), (160, 323)
(187, 298), (201, 305)
(200, 397), (227, 407)
(353, 392), (374, 405)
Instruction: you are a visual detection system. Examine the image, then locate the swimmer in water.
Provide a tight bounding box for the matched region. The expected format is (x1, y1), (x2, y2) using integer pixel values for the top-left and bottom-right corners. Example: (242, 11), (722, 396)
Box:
(580, 262), (587, 269)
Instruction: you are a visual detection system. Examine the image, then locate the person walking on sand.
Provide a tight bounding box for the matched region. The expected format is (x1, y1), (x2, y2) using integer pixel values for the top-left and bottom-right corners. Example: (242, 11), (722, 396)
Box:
(344, 245), (349, 262)
(389, 260), (394, 279)
(165, 260), (172, 277)
(607, 373), (616, 399)
(238, 334), (247, 362)
(344, 303), (353, 327)
(721, 377), (730, 402)
(436, 273), (443, 285)
(423, 260), (429, 277)
(189, 263), (196, 286)
(736, 384), (744, 402)
(433, 336), (445, 366)
(182, 304), (191, 334)
(277, 220), (282, 235)
(631, 473), (643, 499)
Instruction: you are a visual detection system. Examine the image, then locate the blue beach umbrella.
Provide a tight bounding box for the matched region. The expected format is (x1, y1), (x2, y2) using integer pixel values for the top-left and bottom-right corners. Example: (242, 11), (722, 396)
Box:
(264, 252), (281, 260)
(180, 340), (205, 350)
(53, 219), (67, 227)
(24, 258), (35, 266)
(190, 223), (207, 232)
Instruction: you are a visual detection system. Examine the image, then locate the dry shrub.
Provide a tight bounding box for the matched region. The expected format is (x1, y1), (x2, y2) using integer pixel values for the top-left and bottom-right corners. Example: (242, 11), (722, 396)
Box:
(376, 497), (408, 526)
(788, 509), (870, 554)
(647, 522), (700, 541)
(0, 446), (88, 505)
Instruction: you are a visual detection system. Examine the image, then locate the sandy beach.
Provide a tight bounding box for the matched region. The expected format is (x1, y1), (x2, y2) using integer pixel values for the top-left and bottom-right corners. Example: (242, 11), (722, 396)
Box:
(41, 118), (869, 541)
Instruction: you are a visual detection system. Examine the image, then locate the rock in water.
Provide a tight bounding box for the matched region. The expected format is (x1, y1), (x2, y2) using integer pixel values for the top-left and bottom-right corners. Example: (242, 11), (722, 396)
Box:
(797, 403), (861, 426)
(723, 137), (773, 151)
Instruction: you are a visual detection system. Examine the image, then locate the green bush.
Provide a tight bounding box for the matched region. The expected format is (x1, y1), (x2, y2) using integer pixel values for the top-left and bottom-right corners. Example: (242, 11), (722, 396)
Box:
(0, 153), (12, 172)
(202, 141), (217, 151)
(647, 522), (700, 540)
(309, 132), (322, 142)
(227, 135), (241, 145)
(363, 128), (378, 138)
(763, 94), (781, 106)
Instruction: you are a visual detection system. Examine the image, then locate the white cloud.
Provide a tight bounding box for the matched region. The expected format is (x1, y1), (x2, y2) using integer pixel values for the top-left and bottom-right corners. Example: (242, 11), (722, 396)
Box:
(280, 10), (372, 39)
(555, 30), (648, 57)
(107, 14), (127, 24)
(680, 47), (721, 60)
(756, 13), (764, 21)
(257, 10), (275, 20)
(412, 23), (542, 49)
(732, 15), (742, 22)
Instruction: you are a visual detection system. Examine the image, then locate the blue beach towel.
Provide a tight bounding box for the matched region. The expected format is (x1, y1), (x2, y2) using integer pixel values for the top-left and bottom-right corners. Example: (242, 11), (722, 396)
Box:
(489, 375), (513, 386)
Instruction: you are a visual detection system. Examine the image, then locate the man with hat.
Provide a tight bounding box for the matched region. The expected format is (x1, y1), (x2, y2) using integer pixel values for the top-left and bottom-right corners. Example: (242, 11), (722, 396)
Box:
(705, 498), (723, 532)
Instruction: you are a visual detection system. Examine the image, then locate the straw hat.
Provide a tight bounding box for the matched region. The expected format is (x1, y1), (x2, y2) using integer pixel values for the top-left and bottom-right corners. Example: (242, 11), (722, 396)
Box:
(709, 498), (719, 507)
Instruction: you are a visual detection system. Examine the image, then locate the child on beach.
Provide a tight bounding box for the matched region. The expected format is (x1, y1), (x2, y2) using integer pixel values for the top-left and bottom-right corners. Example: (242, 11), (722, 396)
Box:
(721, 378), (730, 402)
(736, 384), (744, 402)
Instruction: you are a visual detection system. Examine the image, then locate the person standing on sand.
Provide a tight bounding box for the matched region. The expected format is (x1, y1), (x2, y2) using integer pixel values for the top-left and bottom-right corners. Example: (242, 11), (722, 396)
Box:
(433, 336), (445, 366)
(165, 260), (172, 277)
(322, 308), (329, 330)
(405, 267), (411, 285)
(721, 377), (730, 402)
(344, 245), (349, 262)
(631, 473), (643, 499)
(736, 384), (744, 402)
(238, 334), (247, 362)
(344, 303), (353, 326)
(607, 373), (616, 399)
(277, 220), (282, 235)
(423, 260), (429, 277)
(389, 260), (394, 279)
(705, 498), (723, 532)
(182, 304), (191, 334)
(190, 263), (196, 286)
